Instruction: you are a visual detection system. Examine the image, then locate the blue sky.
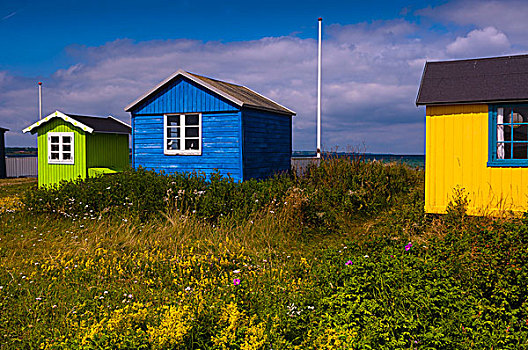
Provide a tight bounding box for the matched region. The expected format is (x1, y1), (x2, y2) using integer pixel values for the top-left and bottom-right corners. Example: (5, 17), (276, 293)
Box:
(1, 0), (527, 153)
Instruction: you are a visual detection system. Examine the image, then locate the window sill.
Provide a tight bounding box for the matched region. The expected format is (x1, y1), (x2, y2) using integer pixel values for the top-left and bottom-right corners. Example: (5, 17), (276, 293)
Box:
(487, 160), (528, 167)
(164, 151), (202, 156)
(48, 160), (75, 165)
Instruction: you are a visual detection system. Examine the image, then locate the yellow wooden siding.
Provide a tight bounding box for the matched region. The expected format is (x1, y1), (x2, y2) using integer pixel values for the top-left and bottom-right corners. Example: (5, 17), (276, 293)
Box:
(426, 104), (528, 215)
(37, 119), (86, 187)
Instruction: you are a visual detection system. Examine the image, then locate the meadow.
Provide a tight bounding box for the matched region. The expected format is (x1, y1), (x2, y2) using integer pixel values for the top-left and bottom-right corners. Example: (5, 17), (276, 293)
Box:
(1, 157), (528, 349)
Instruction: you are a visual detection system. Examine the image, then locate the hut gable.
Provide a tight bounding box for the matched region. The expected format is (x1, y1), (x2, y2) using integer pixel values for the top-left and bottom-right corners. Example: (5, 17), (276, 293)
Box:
(23, 111), (131, 135)
(416, 54), (528, 105)
(129, 75), (239, 115)
(125, 70), (295, 116)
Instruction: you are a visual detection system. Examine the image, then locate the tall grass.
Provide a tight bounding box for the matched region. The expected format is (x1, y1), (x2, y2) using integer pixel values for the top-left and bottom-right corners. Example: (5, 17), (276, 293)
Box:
(23, 157), (419, 229)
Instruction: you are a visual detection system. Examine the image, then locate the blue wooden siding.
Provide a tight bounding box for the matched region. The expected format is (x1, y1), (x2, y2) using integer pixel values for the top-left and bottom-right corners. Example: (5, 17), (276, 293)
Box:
(242, 109), (292, 180)
(133, 111), (243, 181)
(133, 77), (238, 115)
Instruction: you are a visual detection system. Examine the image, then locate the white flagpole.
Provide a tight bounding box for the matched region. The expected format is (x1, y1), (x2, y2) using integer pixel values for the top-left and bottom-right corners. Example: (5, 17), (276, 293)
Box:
(38, 82), (42, 120)
(317, 17), (322, 158)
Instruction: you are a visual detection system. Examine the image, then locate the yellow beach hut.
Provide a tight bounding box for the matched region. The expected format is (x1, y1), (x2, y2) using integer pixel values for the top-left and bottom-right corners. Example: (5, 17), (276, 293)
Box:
(416, 55), (528, 215)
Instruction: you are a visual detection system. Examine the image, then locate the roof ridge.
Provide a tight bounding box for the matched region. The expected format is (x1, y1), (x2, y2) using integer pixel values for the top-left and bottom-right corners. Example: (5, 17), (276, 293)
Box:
(426, 54), (528, 65)
(63, 113), (111, 119)
(187, 71), (244, 88)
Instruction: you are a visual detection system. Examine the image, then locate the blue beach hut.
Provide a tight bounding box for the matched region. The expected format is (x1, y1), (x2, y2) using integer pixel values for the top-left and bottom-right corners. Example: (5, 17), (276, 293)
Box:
(125, 70), (296, 181)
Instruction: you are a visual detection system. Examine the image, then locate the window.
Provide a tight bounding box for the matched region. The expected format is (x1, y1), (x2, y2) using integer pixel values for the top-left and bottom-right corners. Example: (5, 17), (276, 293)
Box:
(164, 114), (202, 155)
(48, 132), (74, 164)
(489, 105), (528, 166)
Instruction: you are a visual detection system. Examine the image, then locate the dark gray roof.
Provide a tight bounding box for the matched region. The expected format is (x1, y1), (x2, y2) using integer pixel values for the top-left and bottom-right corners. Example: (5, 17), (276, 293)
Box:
(0, 127), (8, 132)
(65, 114), (131, 134)
(416, 54), (528, 106)
(124, 70), (295, 115)
(187, 72), (295, 115)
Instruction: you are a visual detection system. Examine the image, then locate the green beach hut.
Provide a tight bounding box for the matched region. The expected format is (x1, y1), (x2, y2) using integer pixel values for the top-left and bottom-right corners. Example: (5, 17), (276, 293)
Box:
(23, 110), (131, 186)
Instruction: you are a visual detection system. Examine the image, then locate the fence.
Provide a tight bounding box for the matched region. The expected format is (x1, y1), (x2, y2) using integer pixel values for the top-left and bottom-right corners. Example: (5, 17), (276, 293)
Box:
(291, 157), (320, 176)
(6, 156), (38, 177)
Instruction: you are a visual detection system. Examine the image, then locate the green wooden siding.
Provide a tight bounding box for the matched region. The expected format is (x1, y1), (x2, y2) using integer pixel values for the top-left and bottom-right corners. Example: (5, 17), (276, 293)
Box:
(86, 133), (129, 170)
(37, 119), (86, 187)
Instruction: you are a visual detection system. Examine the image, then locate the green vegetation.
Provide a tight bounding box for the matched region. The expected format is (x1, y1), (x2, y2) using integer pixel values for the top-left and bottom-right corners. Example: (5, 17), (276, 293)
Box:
(0, 178), (36, 198)
(5, 147), (37, 156)
(1, 158), (528, 349)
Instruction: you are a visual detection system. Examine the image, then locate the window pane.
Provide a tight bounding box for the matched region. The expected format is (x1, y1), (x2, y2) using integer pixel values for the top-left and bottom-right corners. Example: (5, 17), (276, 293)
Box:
(503, 108), (512, 124)
(50, 136), (59, 143)
(167, 115), (180, 127)
(504, 125), (512, 141)
(62, 136), (71, 143)
(185, 139), (199, 150)
(508, 106), (528, 124)
(513, 143), (528, 159)
(186, 127), (199, 138)
(63, 144), (71, 152)
(166, 139), (180, 151)
(167, 128), (180, 138)
(51, 144), (59, 152)
(513, 124), (528, 142)
(497, 142), (505, 159)
(185, 114), (199, 126)
(51, 152), (59, 160)
(504, 143), (512, 159)
(63, 153), (71, 160)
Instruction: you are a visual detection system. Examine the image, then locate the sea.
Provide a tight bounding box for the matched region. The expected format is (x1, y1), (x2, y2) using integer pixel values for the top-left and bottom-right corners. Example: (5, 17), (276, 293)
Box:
(292, 151), (425, 168)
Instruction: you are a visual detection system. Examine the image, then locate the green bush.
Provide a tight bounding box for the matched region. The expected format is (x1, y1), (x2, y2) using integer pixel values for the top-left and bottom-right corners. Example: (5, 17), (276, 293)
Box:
(299, 156), (419, 232)
(23, 158), (419, 228)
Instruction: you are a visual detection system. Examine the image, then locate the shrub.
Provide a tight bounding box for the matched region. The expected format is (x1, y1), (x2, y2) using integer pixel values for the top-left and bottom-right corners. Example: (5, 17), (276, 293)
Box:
(22, 157), (419, 231)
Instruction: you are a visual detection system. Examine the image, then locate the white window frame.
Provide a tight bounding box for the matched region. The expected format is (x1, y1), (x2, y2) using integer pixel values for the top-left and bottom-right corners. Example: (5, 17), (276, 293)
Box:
(48, 132), (75, 164)
(164, 113), (202, 155)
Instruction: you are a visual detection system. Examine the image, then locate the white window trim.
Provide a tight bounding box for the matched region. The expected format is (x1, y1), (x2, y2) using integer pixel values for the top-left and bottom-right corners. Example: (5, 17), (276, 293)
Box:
(48, 132), (75, 165)
(164, 113), (202, 155)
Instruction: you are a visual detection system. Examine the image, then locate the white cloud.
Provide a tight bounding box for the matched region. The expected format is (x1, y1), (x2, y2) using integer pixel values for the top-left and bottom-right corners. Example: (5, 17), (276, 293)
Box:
(11, 11), (522, 153)
(446, 27), (511, 57)
(1, 25), (431, 153)
(8, 0), (528, 153)
(418, 0), (528, 44)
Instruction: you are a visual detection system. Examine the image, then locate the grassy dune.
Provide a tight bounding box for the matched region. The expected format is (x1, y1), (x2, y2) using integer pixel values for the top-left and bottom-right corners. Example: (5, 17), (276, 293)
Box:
(1, 160), (528, 349)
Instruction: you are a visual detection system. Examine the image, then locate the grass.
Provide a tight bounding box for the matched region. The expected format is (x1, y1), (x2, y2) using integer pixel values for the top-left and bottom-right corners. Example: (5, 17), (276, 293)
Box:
(1, 161), (528, 349)
(0, 177), (36, 197)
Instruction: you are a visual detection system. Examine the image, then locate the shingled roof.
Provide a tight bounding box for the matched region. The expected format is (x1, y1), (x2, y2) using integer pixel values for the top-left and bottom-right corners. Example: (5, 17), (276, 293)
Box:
(65, 114), (131, 134)
(416, 54), (528, 106)
(124, 70), (296, 115)
(23, 111), (131, 134)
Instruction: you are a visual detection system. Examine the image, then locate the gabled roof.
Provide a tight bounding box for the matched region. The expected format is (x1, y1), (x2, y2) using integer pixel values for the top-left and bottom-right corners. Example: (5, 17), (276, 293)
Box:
(23, 111), (131, 134)
(124, 69), (296, 115)
(416, 54), (528, 106)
